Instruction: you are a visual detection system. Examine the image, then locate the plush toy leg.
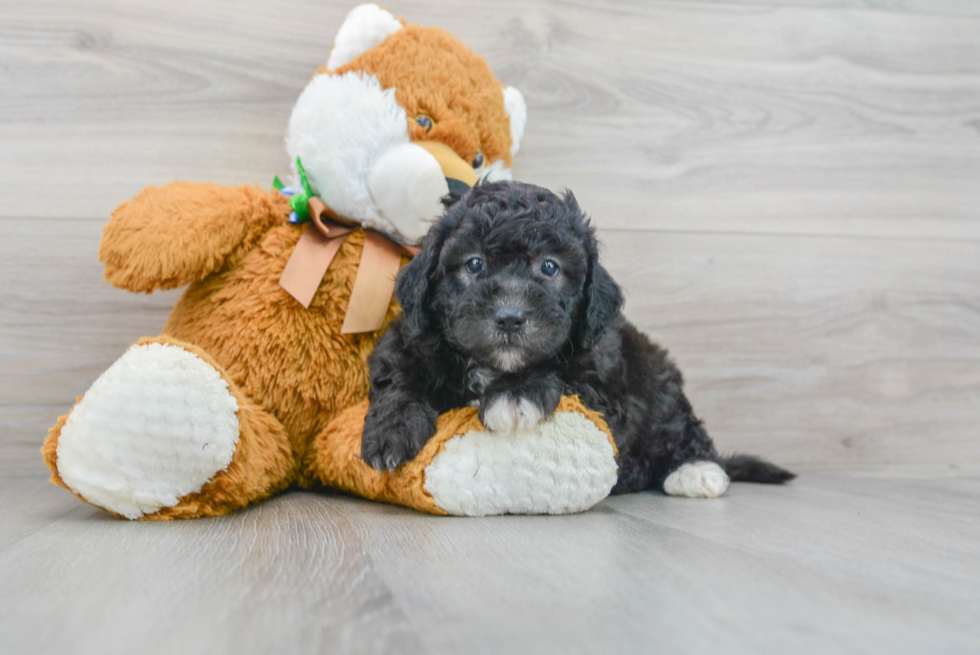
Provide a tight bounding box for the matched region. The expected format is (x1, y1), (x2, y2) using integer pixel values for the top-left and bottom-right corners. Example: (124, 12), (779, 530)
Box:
(306, 396), (620, 516)
(42, 337), (294, 520)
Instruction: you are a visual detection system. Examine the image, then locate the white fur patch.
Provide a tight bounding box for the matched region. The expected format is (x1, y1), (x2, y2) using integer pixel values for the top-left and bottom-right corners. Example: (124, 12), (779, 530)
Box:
(424, 411), (618, 516)
(663, 461), (730, 499)
(367, 142), (448, 242)
(285, 71), (410, 236)
(492, 348), (525, 373)
(481, 396), (545, 434)
(326, 4), (403, 71)
(503, 86), (527, 156)
(56, 343), (240, 519)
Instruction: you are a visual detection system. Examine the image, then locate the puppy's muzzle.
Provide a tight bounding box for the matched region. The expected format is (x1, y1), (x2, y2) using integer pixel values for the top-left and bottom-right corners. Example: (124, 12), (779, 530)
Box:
(494, 307), (527, 334)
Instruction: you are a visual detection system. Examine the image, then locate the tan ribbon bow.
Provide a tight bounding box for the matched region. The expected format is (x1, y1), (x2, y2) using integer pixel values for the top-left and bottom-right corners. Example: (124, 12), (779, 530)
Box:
(279, 197), (417, 334)
(277, 140), (478, 333)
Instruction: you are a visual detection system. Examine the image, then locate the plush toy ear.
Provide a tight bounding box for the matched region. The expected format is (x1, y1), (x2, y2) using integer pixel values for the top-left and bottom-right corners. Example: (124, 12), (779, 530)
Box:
(326, 3), (403, 71)
(503, 86), (527, 156)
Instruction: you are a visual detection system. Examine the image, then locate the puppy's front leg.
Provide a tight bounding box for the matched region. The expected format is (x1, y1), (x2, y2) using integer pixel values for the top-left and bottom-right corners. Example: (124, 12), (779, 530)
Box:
(479, 372), (562, 434)
(362, 325), (442, 471)
(362, 387), (439, 471)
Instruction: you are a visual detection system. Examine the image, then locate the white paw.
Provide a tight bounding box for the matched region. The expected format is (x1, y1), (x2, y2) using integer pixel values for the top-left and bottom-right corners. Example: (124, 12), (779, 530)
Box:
(56, 343), (240, 519)
(481, 397), (545, 434)
(663, 461), (730, 499)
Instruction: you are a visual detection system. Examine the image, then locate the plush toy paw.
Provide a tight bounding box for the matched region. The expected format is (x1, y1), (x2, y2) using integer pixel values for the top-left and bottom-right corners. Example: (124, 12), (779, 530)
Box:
(46, 341), (242, 519)
(662, 461), (731, 498)
(424, 410), (617, 516)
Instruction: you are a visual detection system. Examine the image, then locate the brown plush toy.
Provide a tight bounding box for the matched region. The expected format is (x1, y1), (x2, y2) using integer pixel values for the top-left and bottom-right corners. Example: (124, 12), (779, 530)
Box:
(42, 4), (619, 519)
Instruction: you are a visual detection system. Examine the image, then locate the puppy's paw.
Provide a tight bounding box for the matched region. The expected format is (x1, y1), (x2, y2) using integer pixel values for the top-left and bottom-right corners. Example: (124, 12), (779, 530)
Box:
(361, 403), (438, 471)
(479, 396), (547, 434)
(663, 461), (730, 499)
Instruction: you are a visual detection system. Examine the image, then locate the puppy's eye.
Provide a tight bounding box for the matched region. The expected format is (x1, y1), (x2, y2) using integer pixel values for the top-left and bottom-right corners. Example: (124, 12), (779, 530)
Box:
(472, 152), (484, 169)
(415, 115), (433, 133)
(540, 259), (560, 277)
(465, 257), (485, 274)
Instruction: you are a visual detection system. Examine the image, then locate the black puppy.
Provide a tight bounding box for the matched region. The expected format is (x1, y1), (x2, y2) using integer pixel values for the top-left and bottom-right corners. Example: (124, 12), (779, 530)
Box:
(362, 181), (794, 497)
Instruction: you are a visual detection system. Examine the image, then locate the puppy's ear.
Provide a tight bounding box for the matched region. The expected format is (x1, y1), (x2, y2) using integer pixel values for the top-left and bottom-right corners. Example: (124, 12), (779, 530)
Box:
(577, 259), (624, 350)
(395, 217), (453, 335)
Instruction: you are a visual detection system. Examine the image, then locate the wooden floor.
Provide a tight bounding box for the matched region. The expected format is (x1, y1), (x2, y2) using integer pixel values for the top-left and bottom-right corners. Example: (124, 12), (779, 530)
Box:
(2, 468), (979, 654)
(1, 0), (979, 652)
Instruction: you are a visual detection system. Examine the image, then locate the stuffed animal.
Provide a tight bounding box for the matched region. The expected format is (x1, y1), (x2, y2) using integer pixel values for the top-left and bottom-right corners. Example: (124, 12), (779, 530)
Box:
(41, 4), (619, 519)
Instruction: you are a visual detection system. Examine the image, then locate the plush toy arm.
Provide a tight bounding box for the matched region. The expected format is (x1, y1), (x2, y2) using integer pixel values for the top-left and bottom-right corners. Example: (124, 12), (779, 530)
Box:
(100, 182), (289, 292)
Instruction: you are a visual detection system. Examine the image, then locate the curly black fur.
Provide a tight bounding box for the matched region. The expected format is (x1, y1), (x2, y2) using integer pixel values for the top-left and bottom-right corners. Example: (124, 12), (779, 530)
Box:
(361, 181), (795, 492)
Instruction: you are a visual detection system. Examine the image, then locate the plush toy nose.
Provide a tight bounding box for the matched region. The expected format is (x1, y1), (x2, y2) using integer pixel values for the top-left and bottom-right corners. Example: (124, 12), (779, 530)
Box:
(415, 140), (479, 194)
(494, 307), (527, 333)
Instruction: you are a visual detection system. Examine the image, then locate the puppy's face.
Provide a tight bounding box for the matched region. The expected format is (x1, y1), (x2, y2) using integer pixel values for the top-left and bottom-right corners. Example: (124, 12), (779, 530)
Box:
(432, 211), (588, 371)
(396, 182), (623, 372)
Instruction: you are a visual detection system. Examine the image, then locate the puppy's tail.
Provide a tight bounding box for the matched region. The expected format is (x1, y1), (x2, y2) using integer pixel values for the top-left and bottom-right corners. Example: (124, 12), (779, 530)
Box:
(718, 454), (796, 484)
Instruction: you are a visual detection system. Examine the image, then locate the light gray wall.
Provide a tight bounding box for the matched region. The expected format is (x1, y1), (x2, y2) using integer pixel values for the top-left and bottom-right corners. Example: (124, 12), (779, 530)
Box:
(2, 0), (978, 472)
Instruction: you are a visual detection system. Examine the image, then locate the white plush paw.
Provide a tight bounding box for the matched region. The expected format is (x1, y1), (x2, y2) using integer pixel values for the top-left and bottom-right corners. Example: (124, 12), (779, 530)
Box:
(367, 142), (448, 242)
(56, 343), (240, 519)
(425, 411), (618, 516)
(663, 461), (731, 499)
(481, 397), (546, 434)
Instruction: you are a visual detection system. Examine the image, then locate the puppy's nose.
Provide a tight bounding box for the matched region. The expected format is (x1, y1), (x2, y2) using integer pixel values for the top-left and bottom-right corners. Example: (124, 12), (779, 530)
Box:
(494, 307), (527, 333)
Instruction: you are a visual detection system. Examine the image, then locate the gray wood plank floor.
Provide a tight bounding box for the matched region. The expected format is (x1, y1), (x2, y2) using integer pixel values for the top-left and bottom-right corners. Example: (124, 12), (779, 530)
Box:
(1, 0), (978, 652)
(2, 468), (978, 654)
